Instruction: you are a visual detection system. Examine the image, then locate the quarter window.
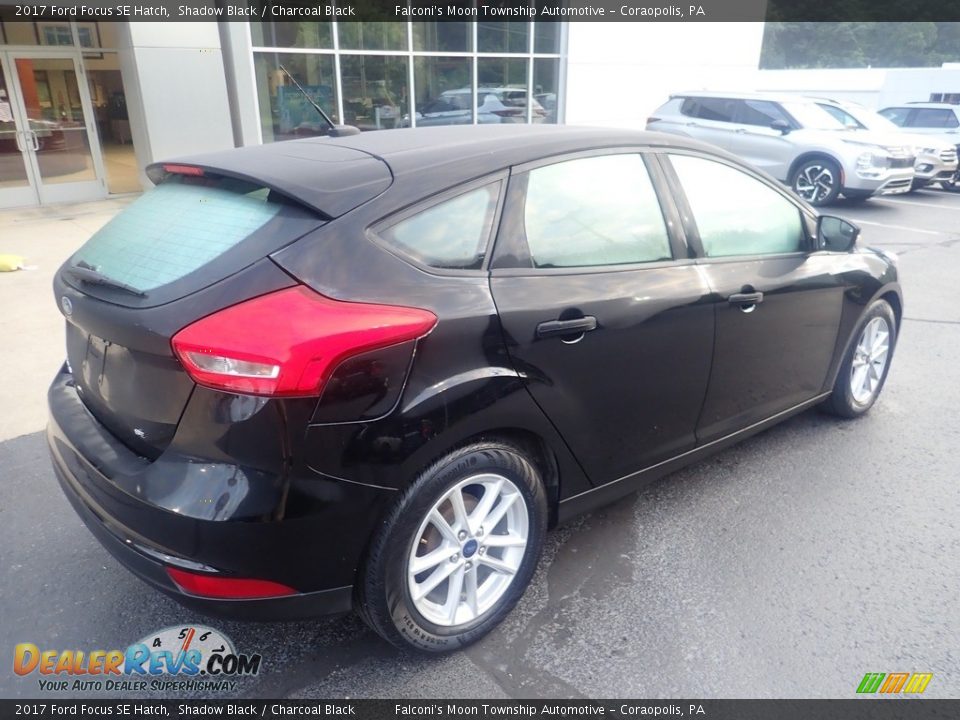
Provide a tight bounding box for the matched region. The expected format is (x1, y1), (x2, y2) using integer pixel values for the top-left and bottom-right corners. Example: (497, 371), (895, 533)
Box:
(670, 154), (805, 258)
(878, 107), (911, 126)
(523, 154), (672, 268)
(378, 184), (500, 270)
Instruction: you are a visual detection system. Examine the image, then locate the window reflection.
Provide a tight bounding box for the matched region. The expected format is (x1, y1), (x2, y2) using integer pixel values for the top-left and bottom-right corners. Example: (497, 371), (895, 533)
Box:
(254, 53), (339, 141)
(340, 55), (408, 131)
(410, 57), (473, 127)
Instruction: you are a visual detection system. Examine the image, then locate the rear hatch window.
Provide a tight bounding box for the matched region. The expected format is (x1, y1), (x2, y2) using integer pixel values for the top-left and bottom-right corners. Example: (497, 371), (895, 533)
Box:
(64, 173), (323, 307)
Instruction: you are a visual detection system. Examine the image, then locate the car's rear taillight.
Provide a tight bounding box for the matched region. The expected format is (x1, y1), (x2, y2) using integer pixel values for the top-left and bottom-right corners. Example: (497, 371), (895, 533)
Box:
(171, 286), (437, 397)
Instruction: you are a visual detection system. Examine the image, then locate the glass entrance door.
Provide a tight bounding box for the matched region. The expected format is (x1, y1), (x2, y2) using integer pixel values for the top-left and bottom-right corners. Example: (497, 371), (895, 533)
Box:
(0, 54), (36, 208)
(0, 51), (107, 208)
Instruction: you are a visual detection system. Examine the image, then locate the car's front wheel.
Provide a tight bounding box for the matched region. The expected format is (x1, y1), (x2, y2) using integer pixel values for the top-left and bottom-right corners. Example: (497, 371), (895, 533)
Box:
(822, 299), (897, 418)
(940, 171), (960, 193)
(791, 158), (842, 206)
(356, 440), (547, 652)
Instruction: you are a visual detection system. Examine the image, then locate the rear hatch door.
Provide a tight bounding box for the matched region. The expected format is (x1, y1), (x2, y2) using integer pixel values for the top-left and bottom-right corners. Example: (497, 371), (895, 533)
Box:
(56, 144), (392, 458)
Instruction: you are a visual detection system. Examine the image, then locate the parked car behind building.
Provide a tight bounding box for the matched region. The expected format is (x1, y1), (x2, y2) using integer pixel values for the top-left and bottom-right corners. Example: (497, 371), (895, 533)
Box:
(648, 92), (916, 205)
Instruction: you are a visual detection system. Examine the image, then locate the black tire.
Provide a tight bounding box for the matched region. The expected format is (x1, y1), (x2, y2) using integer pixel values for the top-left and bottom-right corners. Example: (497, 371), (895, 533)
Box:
(822, 299), (897, 418)
(791, 157), (842, 206)
(356, 440), (548, 653)
(842, 190), (873, 203)
(940, 173), (960, 193)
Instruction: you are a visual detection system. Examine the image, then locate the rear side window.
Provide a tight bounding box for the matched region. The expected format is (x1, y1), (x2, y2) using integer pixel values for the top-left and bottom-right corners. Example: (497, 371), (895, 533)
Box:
(680, 97), (736, 123)
(70, 176), (286, 292)
(670, 154), (804, 258)
(523, 154), (672, 268)
(909, 108), (960, 128)
(378, 183), (500, 270)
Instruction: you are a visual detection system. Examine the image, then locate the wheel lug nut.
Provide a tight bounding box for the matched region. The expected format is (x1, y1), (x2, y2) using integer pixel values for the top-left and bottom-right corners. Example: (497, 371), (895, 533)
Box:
(457, 530), (467, 541)
(450, 553), (459, 563)
(479, 546), (486, 555)
(465, 561), (472, 569)
(477, 526), (484, 536)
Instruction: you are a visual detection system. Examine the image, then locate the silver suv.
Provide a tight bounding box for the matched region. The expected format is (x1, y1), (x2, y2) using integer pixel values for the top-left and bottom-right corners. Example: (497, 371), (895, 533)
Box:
(878, 103), (960, 191)
(648, 92), (916, 205)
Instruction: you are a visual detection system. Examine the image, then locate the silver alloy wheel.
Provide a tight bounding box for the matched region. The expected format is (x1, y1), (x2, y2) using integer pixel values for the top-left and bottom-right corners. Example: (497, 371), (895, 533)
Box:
(407, 473), (528, 627)
(794, 164), (836, 203)
(850, 316), (891, 404)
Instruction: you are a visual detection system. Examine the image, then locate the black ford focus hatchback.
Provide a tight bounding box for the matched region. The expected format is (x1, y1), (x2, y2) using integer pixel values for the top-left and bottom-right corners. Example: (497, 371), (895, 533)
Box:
(48, 126), (902, 652)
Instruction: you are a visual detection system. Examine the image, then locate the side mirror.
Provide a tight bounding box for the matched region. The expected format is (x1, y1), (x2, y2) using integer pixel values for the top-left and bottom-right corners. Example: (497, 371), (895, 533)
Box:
(770, 119), (791, 134)
(817, 215), (860, 252)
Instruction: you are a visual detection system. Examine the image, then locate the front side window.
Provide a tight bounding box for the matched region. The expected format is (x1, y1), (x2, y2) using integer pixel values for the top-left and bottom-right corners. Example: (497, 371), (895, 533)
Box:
(680, 97), (736, 123)
(523, 154), (672, 268)
(669, 154), (804, 258)
(378, 184), (500, 270)
(738, 100), (792, 128)
(879, 107), (911, 127)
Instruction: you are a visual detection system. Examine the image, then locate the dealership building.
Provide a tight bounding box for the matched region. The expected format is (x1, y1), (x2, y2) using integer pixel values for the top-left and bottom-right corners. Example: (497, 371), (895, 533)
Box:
(1, 16), (958, 209)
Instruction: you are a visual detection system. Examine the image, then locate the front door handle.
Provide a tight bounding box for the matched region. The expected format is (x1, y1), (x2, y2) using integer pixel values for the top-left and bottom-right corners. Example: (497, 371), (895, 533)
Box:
(536, 316), (598, 339)
(728, 291), (764, 312)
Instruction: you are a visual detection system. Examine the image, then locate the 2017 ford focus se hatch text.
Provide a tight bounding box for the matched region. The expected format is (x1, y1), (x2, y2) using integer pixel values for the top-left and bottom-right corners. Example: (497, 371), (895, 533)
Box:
(47, 126), (902, 652)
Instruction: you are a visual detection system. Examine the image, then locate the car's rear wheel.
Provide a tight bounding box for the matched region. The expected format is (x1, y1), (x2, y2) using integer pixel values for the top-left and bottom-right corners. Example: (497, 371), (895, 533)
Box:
(356, 440), (547, 652)
(822, 299), (897, 418)
(792, 158), (842, 206)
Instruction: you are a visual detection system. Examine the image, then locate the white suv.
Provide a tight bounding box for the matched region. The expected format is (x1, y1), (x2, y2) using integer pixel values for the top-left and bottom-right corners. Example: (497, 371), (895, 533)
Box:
(815, 98), (958, 190)
(648, 92), (916, 205)
(878, 103), (960, 191)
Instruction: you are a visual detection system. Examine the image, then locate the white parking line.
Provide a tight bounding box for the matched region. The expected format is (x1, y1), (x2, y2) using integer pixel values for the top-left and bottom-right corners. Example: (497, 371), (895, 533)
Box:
(846, 218), (949, 236)
(873, 196), (960, 210)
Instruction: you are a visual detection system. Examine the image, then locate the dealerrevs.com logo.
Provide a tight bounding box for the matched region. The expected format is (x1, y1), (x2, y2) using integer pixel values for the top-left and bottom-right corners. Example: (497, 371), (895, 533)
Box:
(14, 625), (262, 693)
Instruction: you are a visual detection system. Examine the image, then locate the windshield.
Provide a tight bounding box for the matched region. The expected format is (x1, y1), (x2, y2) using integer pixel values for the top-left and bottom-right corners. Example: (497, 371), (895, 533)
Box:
(839, 104), (901, 132)
(781, 102), (848, 130)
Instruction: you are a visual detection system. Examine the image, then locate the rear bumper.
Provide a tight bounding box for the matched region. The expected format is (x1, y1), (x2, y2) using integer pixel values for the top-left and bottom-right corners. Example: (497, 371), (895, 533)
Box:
(47, 368), (392, 620)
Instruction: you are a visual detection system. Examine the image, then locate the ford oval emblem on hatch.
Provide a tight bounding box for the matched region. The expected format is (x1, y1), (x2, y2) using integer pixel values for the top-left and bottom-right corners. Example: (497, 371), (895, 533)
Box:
(61, 296), (73, 316)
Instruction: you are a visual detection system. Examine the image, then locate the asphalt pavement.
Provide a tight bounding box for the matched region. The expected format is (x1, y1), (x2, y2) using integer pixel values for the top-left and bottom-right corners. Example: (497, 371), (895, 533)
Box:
(1, 188), (958, 700)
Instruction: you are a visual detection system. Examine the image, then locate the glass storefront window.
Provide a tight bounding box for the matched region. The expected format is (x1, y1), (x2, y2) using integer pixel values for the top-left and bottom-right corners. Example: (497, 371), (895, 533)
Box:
(533, 58), (560, 123)
(478, 21), (529, 53)
(413, 22), (472, 52)
(250, 21), (564, 140)
(253, 52), (340, 142)
(251, 22), (332, 49)
(339, 55), (409, 131)
(338, 22), (406, 51)
(413, 57), (473, 127)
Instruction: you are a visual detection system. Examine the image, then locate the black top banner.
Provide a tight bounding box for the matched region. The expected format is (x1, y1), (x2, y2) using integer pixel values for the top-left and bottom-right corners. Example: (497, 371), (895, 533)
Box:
(2, 700), (960, 720)
(1, 0), (960, 22)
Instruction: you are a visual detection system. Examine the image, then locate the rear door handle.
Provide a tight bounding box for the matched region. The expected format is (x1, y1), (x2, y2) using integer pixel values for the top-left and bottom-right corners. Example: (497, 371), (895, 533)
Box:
(536, 316), (598, 339)
(728, 292), (764, 312)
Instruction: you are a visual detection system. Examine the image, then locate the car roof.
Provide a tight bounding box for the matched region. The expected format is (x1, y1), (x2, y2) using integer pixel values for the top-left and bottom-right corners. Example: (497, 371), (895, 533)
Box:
(886, 102), (960, 110)
(156, 126), (723, 218)
(670, 90), (812, 104)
